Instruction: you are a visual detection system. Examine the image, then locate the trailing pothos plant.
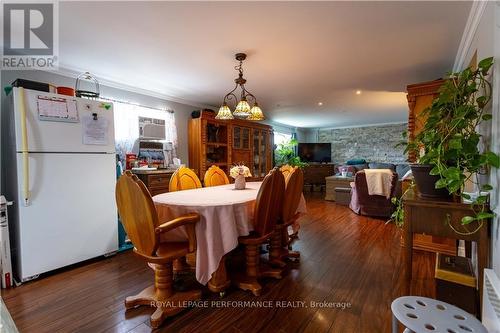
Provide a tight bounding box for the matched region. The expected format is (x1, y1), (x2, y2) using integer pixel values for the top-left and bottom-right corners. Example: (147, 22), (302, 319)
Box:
(391, 57), (499, 230)
(274, 138), (308, 168)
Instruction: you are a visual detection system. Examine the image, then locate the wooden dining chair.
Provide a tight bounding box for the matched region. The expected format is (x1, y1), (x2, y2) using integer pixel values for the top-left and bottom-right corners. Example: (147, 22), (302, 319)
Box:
(270, 167), (304, 265)
(169, 166), (202, 192)
(204, 165), (230, 187)
(116, 171), (201, 328)
(233, 168), (285, 296)
(168, 167), (202, 271)
(280, 164), (295, 184)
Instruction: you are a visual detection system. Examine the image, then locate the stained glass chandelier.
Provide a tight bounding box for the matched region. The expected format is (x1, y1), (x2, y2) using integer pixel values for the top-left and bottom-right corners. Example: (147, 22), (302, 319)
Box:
(216, 53), (264, 121)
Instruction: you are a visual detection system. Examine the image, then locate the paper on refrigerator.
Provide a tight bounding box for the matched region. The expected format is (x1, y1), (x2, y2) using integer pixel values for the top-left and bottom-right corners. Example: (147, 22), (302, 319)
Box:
(82, 115), (109, 145)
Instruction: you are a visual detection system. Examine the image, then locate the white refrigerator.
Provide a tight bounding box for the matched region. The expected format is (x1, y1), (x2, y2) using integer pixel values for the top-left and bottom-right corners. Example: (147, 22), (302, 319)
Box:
(2, 87), (118, 282)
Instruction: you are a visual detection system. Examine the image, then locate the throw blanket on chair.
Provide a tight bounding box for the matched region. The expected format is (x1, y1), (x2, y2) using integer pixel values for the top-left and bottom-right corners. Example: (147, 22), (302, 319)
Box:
(364, 169), (394, 198)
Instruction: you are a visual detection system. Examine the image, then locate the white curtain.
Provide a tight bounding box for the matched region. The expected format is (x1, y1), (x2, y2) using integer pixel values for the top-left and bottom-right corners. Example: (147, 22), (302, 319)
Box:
(274, 131), (292, 146)
(109, 99), (178, 161)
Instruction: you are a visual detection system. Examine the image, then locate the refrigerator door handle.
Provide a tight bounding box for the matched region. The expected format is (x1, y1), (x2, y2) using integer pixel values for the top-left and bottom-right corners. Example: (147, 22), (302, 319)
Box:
(19, 88), (31, 206)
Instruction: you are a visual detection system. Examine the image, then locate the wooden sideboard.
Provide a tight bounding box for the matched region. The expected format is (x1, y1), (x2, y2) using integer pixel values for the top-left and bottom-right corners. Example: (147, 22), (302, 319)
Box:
(188, 109), (274, 181)
(402, 189), (490, 308)
(303, 164), (335, 186)
(132, 170), (174, 196)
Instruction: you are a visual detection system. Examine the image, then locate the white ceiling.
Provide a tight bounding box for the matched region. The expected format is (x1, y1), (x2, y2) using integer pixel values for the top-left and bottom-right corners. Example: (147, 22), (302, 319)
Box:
(58, 1), (471, 128)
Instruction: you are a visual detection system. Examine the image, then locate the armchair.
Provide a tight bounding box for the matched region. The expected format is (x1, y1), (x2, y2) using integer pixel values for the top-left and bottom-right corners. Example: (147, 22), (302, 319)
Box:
(349, 170), (398, 218)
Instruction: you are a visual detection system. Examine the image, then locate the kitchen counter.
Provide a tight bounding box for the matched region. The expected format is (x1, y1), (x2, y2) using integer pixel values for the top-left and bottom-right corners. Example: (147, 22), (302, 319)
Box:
(131, 169), (176, 175)
(131, 169), (175, 196)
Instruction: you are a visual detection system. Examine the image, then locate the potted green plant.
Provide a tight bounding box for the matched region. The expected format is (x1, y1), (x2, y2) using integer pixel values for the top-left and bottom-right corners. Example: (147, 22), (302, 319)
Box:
(392, 57), (499, 228)
(274, 138), (308, 168)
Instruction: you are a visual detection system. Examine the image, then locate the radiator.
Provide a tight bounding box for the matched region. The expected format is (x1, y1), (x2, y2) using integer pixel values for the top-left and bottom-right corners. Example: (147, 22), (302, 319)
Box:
(483, 269), (500, 332)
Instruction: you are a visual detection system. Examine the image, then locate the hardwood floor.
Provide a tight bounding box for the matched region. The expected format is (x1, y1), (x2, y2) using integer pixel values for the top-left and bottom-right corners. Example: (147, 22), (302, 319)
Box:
(1, 192), (436, 333)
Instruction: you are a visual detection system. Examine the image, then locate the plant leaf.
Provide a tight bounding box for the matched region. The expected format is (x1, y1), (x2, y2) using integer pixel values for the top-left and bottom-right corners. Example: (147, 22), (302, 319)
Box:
(449, 138), (462, 149)
(477, 96), (488, 108)
(443, 167), (461, 180)
(476, 195), (488, 204)
(435, 178), (448, 189)
(482, 184), (493, 191)
(429, 166), (440, 176)
(461, 216), (475, 225)
(476, 212), (494, 220)
(478, 57), (494, 74)
(485, 151), (500, 168)
(461, 193), (471, 200)
(447, 180), (461, 194)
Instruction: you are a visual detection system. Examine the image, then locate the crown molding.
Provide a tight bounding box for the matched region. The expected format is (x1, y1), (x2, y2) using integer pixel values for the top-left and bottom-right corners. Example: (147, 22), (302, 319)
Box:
(453, 1), (488, 72)
(41, 65), (215, 110)
(317, 121), (407, 131)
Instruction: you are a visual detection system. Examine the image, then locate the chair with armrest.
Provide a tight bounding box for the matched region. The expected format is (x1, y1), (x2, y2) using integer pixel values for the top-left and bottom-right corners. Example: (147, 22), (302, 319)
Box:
(270, 167), (304, 266)
(233, 168), (285, 296)
(349, 169), (398, 218)
(169, 166), (202, 192)
(204, 165), (230, 187)
(116, 171), (201, 328)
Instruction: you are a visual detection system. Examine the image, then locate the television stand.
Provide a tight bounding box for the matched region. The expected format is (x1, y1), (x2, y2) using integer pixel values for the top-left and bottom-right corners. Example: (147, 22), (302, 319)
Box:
(303, 163), (335, 190)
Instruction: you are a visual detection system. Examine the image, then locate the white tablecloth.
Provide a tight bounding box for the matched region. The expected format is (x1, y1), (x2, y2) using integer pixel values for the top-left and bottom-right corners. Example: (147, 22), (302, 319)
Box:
(153, 182), (306, 285)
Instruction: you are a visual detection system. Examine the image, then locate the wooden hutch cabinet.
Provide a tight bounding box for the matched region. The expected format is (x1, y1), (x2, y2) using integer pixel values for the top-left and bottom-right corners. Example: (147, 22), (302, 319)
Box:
(188, 110), (274, 181)
(406, 79), (456, 255)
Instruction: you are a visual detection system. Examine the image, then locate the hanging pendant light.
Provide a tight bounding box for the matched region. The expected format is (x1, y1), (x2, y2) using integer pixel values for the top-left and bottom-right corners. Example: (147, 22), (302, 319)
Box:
(247, 102), (265, 121)
(233, 98), (251, 118)
(215, 104), (233, 119)
(216, 53), (264, 120)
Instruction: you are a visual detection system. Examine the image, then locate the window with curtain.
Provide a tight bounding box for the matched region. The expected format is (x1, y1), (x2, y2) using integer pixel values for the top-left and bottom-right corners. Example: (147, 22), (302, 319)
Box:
(108, 98), (178, 162)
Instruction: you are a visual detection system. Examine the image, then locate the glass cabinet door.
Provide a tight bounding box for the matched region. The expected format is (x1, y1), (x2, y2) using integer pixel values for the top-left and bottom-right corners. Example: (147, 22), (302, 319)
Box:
(253, 129), (260, 177)
(251, 129), (268, 178)
(242, 128), (250, 149)
(233, 127), (241, 149)
(260, 131), (268, 177)
(234, 126), (250, 150)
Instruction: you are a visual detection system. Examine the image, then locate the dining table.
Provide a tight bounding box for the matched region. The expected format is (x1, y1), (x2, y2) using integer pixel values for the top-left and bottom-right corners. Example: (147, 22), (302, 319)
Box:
(153, 181), (307, 293)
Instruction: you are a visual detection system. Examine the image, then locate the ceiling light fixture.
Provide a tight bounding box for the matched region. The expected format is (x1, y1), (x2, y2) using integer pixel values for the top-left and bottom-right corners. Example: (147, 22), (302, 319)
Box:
(216, 53), (264, 121)
(356, 90), (362, 95)
(317, 102), (323, 106)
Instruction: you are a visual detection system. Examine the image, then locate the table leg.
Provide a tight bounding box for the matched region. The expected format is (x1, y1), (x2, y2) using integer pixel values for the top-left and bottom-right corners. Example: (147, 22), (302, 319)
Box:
(478, 236), (489, 316)
(403, 205), (413, 294)
(392, 314), (398, 333)
(465, 240), (472, 259)
(173, 257), (193, 272)
(208, 255), (230, 295)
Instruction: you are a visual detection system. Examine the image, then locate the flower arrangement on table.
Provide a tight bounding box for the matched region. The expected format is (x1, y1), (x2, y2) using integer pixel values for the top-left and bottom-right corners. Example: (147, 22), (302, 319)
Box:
(229, 164), (252, 190)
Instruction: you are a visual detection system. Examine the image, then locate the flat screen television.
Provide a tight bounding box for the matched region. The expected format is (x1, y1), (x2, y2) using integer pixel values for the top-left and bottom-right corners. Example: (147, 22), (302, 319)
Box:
(298, 143), (332, 163)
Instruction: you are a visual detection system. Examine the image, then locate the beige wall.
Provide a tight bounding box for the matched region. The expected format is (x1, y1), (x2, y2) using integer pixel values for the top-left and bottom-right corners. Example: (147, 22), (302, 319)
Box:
(459, 2), (500, 275)
(490, 2), (500, 276)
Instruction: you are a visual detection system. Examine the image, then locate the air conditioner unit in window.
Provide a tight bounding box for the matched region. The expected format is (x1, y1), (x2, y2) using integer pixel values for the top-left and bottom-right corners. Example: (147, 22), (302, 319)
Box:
(139, 117), (166, 140)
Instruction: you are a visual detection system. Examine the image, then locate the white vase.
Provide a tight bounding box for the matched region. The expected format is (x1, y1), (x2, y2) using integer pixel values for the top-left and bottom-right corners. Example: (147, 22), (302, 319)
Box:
(234, 175), (246, 190)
